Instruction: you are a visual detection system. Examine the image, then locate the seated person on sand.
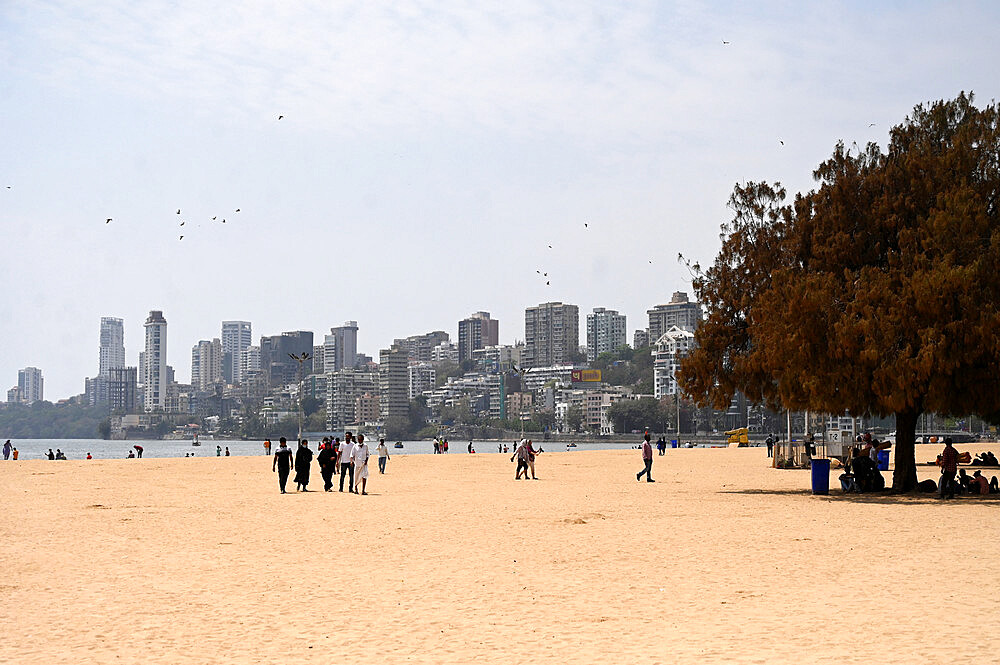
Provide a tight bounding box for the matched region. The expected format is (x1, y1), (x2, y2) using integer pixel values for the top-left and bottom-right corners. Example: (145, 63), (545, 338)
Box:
(849, 450), (884, 492)
(972, 451), (999, 466)
(971, 470), (991, 495)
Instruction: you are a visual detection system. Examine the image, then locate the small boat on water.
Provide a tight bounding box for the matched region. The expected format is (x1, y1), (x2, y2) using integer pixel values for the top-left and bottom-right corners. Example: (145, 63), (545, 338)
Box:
(192, 433), (201, 446)
(394, 442), (404, 449)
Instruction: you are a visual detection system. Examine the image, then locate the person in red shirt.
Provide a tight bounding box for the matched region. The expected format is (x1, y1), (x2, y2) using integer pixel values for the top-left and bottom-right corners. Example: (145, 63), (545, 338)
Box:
(636, 432), (655, 482)
(940, 438), (960, 499)
(971, 470), (990, 495)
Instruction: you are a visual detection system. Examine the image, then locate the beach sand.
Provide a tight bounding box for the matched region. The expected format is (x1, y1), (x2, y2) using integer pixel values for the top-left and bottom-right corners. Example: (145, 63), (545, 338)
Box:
(2, 444), (999, 664)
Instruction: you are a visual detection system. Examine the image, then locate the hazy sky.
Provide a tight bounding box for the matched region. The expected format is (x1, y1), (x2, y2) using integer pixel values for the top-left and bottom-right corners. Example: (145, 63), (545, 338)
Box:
(2, 1), (998, 400)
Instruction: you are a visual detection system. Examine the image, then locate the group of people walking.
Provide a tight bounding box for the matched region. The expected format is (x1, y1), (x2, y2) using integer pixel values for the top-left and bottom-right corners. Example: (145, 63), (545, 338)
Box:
(271, 432), (390, 495)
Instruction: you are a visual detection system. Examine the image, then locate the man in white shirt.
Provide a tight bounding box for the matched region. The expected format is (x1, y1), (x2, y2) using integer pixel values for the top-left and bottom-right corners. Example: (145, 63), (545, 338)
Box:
(376, 438), (390, 474)
(338, 432), (355, 492)
(351, 434), (371, 495)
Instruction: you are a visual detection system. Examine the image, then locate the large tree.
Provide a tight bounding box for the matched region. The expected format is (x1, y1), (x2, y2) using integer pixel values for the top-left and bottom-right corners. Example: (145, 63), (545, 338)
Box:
(679, 93), (1000, 491)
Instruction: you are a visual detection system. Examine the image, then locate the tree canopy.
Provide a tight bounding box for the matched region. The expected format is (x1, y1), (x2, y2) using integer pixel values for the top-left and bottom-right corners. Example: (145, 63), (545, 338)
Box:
(679, 93), (1000, 491)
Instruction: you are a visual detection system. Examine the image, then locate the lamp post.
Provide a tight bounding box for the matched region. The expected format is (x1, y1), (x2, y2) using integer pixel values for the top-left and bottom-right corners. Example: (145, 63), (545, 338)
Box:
(288, 352), (311, 441)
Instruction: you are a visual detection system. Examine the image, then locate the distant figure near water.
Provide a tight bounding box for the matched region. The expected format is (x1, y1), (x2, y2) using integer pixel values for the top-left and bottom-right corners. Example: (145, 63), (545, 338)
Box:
(264, 439), (271, 456)
(2, 440), (11, 460)
(376, 438), (390, 474)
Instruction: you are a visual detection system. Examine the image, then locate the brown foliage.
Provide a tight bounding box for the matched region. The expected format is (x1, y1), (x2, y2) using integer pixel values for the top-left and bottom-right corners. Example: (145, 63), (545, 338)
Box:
(679, 93), (1000, 490)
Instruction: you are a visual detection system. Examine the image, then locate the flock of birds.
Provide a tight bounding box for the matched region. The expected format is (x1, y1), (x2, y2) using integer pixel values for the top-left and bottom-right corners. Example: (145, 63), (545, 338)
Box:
(105, 207), (241, 241)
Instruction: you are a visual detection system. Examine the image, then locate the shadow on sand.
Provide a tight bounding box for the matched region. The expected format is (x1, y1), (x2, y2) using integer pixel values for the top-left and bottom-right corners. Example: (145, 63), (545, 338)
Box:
(718, 488), (1000, 504)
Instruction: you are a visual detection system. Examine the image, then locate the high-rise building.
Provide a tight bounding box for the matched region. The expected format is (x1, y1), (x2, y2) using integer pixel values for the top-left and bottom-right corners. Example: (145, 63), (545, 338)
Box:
(325, 368), (378, 431)
(327, 321), (359, 371)
(99, 317), (126, 377)
(458, 312), (499, 364)
(241, 345), (261, 377)
(647, 292), (702, 341)
(586, 307), (627, 362)
(524, 302), (579, 368)
(221, 321), (252, 384)
(408, 362), (436, 400)
(143, 310), (167, 412)
(260, 331), (314, 387)
(108, 367), (138, 413)
(653, 326), (697, 398)
(633, 329), (650, 349)
(394, 331), (450, 363)
(17, 367), (43, 404)
(431, 341), (459, 364)
(379, 346), (409, 423)
(191, 338), (224, 391)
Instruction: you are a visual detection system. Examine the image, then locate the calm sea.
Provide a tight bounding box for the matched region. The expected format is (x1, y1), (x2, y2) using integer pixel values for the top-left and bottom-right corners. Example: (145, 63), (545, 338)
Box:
(1, 438), (655, 460)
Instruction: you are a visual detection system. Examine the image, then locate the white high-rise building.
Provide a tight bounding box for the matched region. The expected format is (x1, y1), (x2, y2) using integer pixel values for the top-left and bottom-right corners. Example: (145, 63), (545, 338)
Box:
(241, 345), (261, 377)
(647, 292), (702, 341)
(328, 321), (359, 371)
(143, 310), (167, 412)
(586, 307), (627, 362)
(17, 367), (43, 404)
(653, 326), (697, 398)
(191, 338), (224, 391)
(524, 302), (580, 368)
(408, 362), (436, 400)
(221, 321), (252, 384)
(99, 317), (126, 377)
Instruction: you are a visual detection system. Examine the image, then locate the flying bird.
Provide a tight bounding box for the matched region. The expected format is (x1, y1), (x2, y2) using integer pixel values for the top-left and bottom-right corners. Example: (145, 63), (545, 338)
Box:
(722, 40), (730, 44)
(546, 281), (550, 286)
(235, 208), (240, 213)
(548, 245), (552, 249)
(212, 216), (216, 220)
(543, 273), (547, 277)
(869, 123), (876, 127)
(779, 139), (784, 146)
(176, 209), (181, 214)
(278, 115), (284, 120)
(179, 235), (184, 240)
(180, 221), (185, 226)
(649, 260), (653, 264)
(584, 223), (588, 228)
(221, 219), (226, 223)
(106, 218), (112, 223)
(536, 270), (541, 274)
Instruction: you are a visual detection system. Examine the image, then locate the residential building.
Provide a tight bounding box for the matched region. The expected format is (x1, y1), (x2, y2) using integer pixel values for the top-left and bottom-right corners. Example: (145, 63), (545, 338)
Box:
(586, 307), (627, 362)
(221, 321), (252, 384)
(6, 386), (21, 403)
(108, 367), (138, 413)
(472, 343), (524, 372)
(99, 317), (126, 377)
(423, 372), (503, 420)
(522, 364), (578, 392)
(408, 362), (436, 400)
(653, 326), (697, 398)
(647, 291), (702, 341)
(431, 341), (459, 364)
(524, 302), (579, 368)
(17, 367), (43, 404)
(260, 331), (314, 387)
(143, 310), (167, 412)
(327, 321), (359, 371)
(458, 311), (499, 364)
(633, 329), (650, 349)
(555, 388), (624, 434)
(326, 369), (378, 431)
(241, 345), (261, 377)
(355, 392), (380, 425)
(394, 331), (450, 363)
(191, 338), (224, 391)
(379, 346), (409, 423)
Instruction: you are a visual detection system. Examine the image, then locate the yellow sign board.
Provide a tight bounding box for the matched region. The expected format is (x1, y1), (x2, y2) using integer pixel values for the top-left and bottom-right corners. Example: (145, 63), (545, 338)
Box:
(571, 369), (602, 383)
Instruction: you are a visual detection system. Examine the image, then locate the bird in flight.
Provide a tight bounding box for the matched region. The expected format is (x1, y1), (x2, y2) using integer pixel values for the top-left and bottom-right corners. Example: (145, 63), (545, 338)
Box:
(176, 209), (181, 215)
(221, 219), (226, 223)
(584, 223), (588, 228)
(179, 235), (184, 240)
(180, 221), (185, 226)
(778, 139), (784, 146)
(278, 115), (284, 120)
(548, 245), (552, 249)
(649, 260), (653, 264)
(546, 281), (550, 286)
(5, 186), (10, 189)
(543, 273), (547, 277)
(235, 208), (240, 213)
(106, 218), (112, 223)
(212, 216), (216, 220)
(722, 40), (730, 44)
(869, 123), (876, 127)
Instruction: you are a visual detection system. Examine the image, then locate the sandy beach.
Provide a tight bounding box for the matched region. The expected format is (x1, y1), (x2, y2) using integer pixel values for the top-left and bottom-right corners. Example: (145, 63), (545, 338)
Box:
(2, 443), (998, 664)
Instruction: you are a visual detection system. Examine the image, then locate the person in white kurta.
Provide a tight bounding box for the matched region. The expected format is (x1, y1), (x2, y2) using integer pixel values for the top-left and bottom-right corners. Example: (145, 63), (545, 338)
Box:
(352, 434), (371, 495)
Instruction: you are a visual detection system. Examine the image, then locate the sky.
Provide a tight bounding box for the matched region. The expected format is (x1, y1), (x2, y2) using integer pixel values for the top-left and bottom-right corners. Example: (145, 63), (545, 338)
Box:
(2, 1), (999, 401)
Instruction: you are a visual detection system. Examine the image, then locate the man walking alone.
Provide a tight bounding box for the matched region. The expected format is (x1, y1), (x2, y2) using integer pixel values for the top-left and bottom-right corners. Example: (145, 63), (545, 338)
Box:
(636, 432), (655, 482)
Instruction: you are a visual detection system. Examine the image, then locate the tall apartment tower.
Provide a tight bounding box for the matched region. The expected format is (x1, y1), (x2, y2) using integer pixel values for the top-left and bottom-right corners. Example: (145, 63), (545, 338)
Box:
(586, 307), (627, 362)
(260, 331), (314, 387)
(143, 310), (167, 412)
(108, 367), (138, 413)
(99, 317), (126, 377)
(523, 302), (579, 368)
(191, 338), (224, 391)
(379, 346), (409, 423)
(327, 321), (359, 371)
(647, 292), (702, 341)
(221, 321), (252, 384)
(17, 367), (43, 404)
(458, 311), (499, 364)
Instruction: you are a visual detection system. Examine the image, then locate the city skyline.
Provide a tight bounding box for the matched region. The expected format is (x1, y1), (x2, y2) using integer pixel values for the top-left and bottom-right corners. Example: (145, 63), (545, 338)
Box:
(3, 2), (998, 400)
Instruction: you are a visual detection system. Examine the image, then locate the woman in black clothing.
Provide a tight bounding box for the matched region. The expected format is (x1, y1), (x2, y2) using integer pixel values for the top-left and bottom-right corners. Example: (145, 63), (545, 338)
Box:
(294, 439), (313, 491)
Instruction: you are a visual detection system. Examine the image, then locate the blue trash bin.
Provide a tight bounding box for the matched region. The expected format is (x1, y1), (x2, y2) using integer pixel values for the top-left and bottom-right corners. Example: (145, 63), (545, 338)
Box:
(877, 450), (890, 471)
(671, 440), (678, 448)
(811, 458), (831, 495)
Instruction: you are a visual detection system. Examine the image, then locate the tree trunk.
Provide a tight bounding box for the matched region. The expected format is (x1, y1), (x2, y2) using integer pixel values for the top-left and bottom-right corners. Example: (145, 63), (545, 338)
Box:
(891, 409), (920, 492)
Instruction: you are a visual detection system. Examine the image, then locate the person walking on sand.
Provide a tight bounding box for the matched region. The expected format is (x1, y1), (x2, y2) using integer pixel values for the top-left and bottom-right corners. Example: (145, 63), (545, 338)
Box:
(636, 432), (655, 482)
(511, 439), (529, 480)
(940, 437), (959, 499)
(3, 439), (11, 460)
(217, 445), (222, 457)
(352, 434), (371, 495)
(338, 432), (356, 492)
(317, 436), (337, 492)
(376, 438), (390, 474)
(272, 437), (294, 494)
(525, 439), (539, 479)
(294, 439), (313, 491)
